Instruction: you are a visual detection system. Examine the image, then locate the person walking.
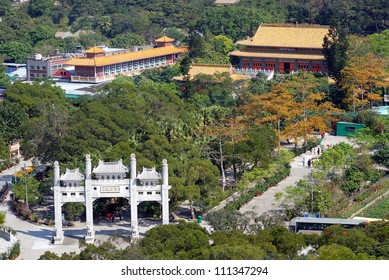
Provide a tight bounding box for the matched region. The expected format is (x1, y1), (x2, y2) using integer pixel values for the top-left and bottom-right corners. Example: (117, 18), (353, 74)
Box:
(307, 159), (312, 168)
(302, 157), (305, 167)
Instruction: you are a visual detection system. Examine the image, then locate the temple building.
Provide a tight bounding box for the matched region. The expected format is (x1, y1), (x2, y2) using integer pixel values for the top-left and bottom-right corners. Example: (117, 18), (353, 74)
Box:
(229, 23), (330, 74)
(66, 36), (187, 83)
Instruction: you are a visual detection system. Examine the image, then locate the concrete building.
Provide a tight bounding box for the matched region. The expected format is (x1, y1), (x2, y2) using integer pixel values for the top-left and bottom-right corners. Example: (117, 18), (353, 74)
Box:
(26, 54), (73, 81)
(65, 36), (187, 83)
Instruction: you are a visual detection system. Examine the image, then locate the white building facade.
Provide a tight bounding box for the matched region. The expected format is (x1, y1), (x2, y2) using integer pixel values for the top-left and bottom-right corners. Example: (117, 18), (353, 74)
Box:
(52, 153), (171, 244)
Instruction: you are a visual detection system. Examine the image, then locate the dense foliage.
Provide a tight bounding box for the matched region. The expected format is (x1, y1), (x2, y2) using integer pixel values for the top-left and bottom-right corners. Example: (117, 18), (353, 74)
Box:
(0, 1), (388, 62)
(38, 220), (389, 260)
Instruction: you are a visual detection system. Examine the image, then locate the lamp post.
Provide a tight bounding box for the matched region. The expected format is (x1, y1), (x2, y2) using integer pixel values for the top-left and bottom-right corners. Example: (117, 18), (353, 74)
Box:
(308, 171), (314, 213)
(24, 164), (28, 208)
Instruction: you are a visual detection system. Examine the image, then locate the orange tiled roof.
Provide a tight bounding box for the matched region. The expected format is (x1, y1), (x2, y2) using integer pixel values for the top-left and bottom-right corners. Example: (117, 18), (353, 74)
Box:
(229, 50), (325, 61)
(85, 46), (105, 54)
(155, 35), (174, 43)
(237, 24), (329, 49)
(66, 46), (188, 67)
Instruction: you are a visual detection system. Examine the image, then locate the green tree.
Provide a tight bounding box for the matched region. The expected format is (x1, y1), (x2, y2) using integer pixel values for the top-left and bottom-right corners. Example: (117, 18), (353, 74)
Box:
(0, 58), (11, 88)
(29, 25), (55, 44)
(0, 101), (27, 143)
(317, 243), (358, 260)
(0, 41), (33, 63)
(0, 0), (11, 17)
(139, 221), (210, 259)
(12, 175), (43, 207)
(369, 30), (389, 58)
(323, 25), (349, 82)
(28, 0), (55, 18)
(111, 33), (146, 48)
(63, 202), (85, 221)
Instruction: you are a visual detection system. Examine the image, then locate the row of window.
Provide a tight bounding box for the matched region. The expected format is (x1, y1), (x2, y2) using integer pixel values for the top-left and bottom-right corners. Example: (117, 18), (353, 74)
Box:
(138, 191), (161, 195)
(104, 56), (167, 75)
(51, 64), (64, 70)
(62, 191), (163, 196)
(29, 73), (47, 78)
(62, 192), (83, 197)
(29, 65), (47, 70)
(97, 175), (123, 180)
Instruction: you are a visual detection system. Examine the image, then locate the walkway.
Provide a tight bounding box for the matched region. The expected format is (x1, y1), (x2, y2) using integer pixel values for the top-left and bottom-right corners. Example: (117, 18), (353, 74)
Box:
(238, 134), (353, 218)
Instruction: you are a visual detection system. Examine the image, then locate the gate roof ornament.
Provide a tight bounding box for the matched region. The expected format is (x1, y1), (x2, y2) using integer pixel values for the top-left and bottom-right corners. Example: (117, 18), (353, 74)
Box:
(60, 168), (85, 181)
(92, 159), (129, 174)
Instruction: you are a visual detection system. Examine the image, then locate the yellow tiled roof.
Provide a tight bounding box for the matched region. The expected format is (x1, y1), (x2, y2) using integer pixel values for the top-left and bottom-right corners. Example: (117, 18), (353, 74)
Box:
(237, 24), (329, 49)
(66, 46), (188, 67)
(155, 35), (174, 43)
(173, 64), (249, 81)
(85, 46), (105, 54)
(229, 50), (325, 61)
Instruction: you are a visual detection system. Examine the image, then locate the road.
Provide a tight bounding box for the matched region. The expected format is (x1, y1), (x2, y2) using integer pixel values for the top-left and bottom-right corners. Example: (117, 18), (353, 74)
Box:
(238, 134), (353, 217)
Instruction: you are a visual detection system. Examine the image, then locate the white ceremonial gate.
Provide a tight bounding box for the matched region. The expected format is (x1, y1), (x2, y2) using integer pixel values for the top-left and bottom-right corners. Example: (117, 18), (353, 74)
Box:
(52, 153), (171, 244)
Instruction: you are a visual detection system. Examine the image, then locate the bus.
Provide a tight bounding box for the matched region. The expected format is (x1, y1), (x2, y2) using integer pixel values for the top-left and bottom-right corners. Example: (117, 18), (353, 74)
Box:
(288, 217), (368, 234)
(11, 166), (35, 184)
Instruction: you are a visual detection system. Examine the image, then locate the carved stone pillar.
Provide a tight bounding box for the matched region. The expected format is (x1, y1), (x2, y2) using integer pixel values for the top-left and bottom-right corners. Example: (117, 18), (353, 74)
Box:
(53, 161), (64, 244)
(162, 159), (169, 225)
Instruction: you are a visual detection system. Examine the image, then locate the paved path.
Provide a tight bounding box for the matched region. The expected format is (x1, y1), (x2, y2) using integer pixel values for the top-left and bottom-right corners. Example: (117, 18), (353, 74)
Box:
(238, 134), (353, 218)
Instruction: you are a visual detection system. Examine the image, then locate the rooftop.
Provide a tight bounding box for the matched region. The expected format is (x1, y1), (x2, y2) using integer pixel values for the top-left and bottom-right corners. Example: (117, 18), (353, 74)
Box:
(66, 45), (188, 67)
(85, 46), (105, 54)
(93, 160), (129, 174)
(155, 35), (174, 43)
(60, 168), (85, 181)
(173, 63), (250, 81)
(137, 167), (161, 181)
(215, 0), (240, 4)
(236, 23), (330, 49)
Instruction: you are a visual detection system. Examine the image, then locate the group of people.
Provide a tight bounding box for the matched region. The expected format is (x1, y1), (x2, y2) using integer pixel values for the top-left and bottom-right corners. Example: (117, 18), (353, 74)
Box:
(302, 145), (324, 168)
(302, 157), (313, 167)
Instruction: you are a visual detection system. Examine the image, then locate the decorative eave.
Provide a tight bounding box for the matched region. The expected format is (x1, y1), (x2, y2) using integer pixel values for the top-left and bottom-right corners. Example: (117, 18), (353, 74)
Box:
(60, 168), (85, 181)
(137, 167), (162, 180)
(93, 159), (129, 174)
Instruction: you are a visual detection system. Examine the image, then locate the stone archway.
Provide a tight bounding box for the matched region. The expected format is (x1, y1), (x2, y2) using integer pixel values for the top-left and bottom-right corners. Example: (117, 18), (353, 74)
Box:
(52, 154), (171, 244)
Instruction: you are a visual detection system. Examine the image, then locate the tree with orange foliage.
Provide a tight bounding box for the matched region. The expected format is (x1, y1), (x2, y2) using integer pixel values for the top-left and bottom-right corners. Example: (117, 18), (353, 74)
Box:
(237, 73), (341, 150)
(341, 52), (388, 111)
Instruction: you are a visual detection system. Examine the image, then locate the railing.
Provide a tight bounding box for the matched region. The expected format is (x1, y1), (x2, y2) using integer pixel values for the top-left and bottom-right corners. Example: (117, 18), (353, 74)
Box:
(233, 68), (275, 80)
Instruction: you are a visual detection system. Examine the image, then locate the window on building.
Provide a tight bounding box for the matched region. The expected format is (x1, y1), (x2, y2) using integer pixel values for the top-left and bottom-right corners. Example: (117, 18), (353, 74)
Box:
(30, 74), (34, 78)
(36, 66), (40, 70)
(138, 192), (144, 195)
(147, 191), (152, 195)
(71, 193), (76, 196)
(30, 66), (34, 70)
(156, 191), (161, 195)
(62, 193), (67, 196)
(42, 66), (46, 70)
